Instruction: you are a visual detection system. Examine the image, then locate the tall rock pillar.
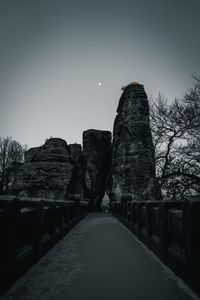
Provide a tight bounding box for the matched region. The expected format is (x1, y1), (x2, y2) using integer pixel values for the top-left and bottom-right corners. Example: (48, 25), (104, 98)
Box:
(109, 82), (156, 202)
(83, 129), (111, 210)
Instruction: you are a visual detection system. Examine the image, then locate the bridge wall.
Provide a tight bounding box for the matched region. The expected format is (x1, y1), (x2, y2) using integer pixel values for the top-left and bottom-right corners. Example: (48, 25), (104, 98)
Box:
(0, 195), (88, 293)
(111, 199), (200, 296)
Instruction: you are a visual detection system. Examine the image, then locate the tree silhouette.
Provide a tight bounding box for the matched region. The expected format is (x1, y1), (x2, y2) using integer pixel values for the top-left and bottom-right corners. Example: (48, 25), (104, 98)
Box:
(150, 76), (200, 199)
(0, 137), (27, 194)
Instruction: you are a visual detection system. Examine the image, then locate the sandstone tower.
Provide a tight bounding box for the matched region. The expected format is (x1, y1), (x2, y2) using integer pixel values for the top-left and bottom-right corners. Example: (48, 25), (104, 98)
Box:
(83, 129), (111, 210)
(108, 82), (156, 201)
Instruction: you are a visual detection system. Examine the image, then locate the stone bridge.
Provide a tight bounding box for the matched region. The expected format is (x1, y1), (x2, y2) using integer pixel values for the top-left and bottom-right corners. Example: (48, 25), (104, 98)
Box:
(0, 195), (200, 299)
(1, 83), (200, 298)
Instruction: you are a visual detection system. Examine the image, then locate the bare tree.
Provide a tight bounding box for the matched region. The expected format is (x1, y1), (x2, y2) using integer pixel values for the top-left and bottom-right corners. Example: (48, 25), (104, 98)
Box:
(150, 76), (200, 200)
(0, 137), (27, 194)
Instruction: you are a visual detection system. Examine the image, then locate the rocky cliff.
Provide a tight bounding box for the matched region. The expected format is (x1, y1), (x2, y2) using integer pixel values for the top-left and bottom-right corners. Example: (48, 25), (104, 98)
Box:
(11, 138), (74, 199)
(67, 143), (86, 199)
(108, 82), (156, 202)
(83, 129), (111, 210)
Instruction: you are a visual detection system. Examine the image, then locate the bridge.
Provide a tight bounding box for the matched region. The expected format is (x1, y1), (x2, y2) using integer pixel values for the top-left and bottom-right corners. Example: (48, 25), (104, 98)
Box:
(0, 196), (200, 299)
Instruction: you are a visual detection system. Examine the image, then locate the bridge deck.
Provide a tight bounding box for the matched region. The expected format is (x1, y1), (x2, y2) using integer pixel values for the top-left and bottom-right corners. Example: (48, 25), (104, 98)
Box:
(3, 213), (199, 300)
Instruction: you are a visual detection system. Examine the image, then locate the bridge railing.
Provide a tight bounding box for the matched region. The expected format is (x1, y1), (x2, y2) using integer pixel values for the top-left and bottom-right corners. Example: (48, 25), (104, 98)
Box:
(110, 198), (200, 295)
(0, 195), (88, 293)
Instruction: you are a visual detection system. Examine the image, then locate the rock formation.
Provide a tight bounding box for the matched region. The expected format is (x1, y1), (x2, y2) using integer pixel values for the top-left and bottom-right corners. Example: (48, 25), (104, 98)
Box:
(11, 138), (74, 199)
(10, 82), (156, 205)
(68, 143), (86, 199)
(83, 129), (111, 210)
(108, 82), (156, 202)
(68, 143), (82, 162)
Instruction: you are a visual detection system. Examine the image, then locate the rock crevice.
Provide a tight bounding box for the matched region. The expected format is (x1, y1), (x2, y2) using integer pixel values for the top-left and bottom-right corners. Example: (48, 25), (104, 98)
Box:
(83, 129), (112, 210)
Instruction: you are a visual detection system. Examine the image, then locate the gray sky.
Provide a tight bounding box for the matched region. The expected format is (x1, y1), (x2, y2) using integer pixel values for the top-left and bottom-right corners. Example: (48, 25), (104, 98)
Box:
(0, 0), (200, 148)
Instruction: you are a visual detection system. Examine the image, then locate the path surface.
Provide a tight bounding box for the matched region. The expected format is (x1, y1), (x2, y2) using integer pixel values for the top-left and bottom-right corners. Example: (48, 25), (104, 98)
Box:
(3, 213), (199, 300)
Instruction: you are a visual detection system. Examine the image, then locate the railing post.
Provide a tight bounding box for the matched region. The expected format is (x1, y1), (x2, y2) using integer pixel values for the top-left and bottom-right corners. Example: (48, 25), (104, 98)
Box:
(148, 201), (160, 256)
(121, 195), (132, 225)
(159, 201), (170, 263)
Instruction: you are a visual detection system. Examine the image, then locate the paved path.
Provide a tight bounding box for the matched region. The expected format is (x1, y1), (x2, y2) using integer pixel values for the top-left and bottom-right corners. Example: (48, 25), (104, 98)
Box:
(3, 213), (199, 300)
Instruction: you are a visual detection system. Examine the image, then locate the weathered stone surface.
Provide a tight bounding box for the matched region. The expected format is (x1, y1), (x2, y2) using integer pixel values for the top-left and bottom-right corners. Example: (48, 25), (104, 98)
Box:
(69, 143), (82, 162)
(11, 138), (74, 199)
(108, 82), (156, 202)
(83, 129), (112, 210)
(24, 147), (41, 163)
(68, 143), (86, 199)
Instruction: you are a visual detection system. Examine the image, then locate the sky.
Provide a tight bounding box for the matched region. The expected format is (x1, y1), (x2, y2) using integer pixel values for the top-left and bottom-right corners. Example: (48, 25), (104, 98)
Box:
(0, 0), (200, 148)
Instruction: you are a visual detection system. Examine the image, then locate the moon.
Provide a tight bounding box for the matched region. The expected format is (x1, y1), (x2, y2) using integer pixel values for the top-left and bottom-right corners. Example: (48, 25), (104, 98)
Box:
(98, 82), (102, 86)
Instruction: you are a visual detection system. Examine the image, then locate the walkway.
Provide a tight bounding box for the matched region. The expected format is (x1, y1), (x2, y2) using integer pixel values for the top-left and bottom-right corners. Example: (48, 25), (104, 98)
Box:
(3, 213), (199, 300)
